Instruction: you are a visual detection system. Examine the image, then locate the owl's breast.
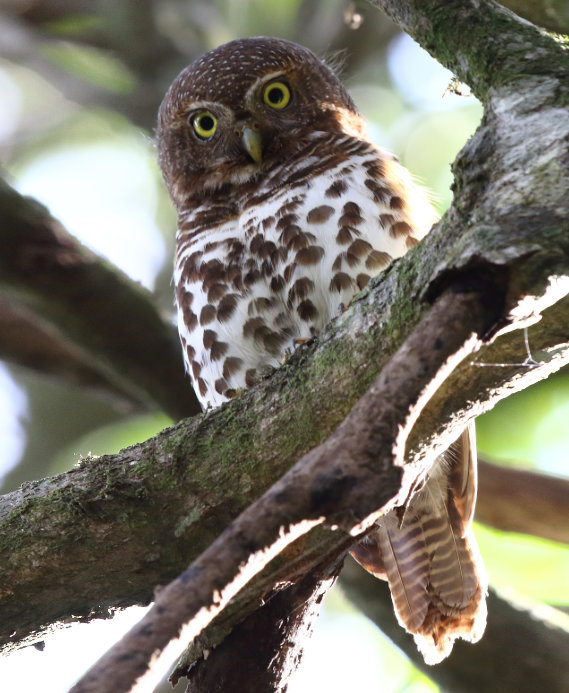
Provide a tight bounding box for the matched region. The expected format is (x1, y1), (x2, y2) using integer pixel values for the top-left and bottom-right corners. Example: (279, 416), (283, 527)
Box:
(174, 146), (435, 408)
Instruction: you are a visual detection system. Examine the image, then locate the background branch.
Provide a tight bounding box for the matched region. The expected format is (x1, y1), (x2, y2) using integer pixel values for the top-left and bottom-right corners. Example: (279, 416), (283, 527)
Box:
(0, 179), (199, 420)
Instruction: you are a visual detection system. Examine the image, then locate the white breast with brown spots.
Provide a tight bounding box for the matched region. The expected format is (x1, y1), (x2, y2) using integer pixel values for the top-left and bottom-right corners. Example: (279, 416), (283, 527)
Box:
(174, 137), (436, 408)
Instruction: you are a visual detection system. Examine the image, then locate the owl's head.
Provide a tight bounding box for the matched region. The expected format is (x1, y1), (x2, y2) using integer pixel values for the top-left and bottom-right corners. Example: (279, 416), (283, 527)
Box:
(157, 37), (365, 207)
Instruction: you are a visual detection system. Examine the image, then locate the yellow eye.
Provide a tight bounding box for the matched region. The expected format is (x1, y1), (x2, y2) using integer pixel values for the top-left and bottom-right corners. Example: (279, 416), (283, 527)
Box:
(263, 82), (291, 109)
(192, 112), (217, 139)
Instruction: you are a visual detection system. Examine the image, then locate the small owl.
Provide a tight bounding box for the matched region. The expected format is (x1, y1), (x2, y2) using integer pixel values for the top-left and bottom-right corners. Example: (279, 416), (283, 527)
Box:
(157, 37), (487, 664)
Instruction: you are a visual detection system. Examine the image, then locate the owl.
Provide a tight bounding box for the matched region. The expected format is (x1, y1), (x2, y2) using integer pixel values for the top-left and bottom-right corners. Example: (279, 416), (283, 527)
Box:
(157, 36), (487, 664)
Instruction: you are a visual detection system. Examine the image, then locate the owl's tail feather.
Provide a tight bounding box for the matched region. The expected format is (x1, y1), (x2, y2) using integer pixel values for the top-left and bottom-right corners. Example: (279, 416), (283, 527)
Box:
(350, 429), (487, 664)
(352, 506), (487, 664)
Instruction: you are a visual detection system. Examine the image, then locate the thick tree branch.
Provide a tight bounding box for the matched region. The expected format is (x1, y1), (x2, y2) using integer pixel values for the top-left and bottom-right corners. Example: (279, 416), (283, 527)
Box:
(1, 264), (567, 657)
(477, 461), (569, 544)
(177, 560), (343, 693)
(69, 288), (493, 692)
(0, 179), (199, 420)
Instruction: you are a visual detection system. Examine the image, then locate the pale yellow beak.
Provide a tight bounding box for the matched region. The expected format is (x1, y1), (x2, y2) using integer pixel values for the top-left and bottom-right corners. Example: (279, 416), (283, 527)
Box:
(241, 126), (263, 164)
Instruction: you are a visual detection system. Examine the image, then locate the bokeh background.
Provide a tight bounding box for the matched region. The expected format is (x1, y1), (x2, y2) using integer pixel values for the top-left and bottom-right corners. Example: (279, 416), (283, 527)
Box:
(0, 1), (567, 691)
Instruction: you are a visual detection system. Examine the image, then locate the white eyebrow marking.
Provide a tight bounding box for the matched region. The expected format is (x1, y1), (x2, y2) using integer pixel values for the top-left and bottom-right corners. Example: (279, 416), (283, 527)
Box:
(244, 70), (288, 101)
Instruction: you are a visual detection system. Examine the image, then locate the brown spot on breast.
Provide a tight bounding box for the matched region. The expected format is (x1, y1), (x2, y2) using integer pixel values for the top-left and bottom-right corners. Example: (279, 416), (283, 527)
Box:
(183, 251), (203, 282)
(336, 226), (355, 245)
(214, 378), (228, 395)
(243, 316), (265, 339)
(325, 179), (348, 198)
(207, 283), (227, 302)
(243, 317), (285, 355)
(366, 250), (392, 270)
(284, 263), (297, 282)
(261, 259), (275, 277)
(203, 329), (217, 350)
(296, 246), (324, 266)
(191, 361), (201, 379)
(339, 202), (363, 226)
(244, 268), (261, 286)
(197, 377), (208, 397)
(379, 213), (395, 229)
(276, 213), (299, 229)
(217, 293), (239, 322)
(185, 310), (198, 333)
(280, 224), (303, 247)
(297, 299), (318, 322)
(210, 340), (229, 361)
(365, 180), (389, 203)
(364, 160), (385, 178)
(348, 239), (372, 257)
(270, 274), (286, 292)
(176, 286), (193, 312)
(223, 356), (243, 379)
(274, 311), (290, 328)
(357, 273), (371, 289)
(406, 236), (419, 248)
(288, 277), (315, 303)
(390, 196), (404, 210)
(263, 330), (287, 354)
(346, 251), (362, 268)
(199, 258), (226, 288)
(203, 241), (219, 254)
(186, 344), (196, 361)
(390, 221), (412, 237)
(332, 254), (343, 271)
(329, 272), (354, 293)
(262, 216), (275, 230)
(199, 304), (216, 325)
(249, 234), (264, 254)
(307, 205), (334, 223)
(248, 296), (275, 315)
(277, 198), (302, 215)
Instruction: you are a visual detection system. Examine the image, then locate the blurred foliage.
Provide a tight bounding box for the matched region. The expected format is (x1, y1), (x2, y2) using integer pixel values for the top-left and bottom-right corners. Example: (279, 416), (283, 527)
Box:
(476, 525), (569, 605)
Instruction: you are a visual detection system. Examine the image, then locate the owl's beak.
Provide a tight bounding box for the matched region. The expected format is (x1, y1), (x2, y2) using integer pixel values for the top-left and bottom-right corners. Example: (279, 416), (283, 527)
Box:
(241, 127), (263, 164)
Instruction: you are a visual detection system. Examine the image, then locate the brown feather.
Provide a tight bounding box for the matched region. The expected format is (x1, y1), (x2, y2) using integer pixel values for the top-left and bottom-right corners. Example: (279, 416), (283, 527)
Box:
(351, 426), (487, 663)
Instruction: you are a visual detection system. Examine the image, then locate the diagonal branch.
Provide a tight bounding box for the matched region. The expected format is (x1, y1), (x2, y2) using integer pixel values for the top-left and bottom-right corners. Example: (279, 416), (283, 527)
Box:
(69, 288), (495, 693)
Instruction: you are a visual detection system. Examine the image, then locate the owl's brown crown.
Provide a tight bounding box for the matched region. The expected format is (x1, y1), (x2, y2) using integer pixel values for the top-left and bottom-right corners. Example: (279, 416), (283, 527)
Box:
(156, 37), (366, 208)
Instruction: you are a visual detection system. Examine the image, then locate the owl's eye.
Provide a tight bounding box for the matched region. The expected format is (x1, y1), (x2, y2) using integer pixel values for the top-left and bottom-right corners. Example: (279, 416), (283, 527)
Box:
(192, 112), (218, 139)
(263, 82), (291, 109)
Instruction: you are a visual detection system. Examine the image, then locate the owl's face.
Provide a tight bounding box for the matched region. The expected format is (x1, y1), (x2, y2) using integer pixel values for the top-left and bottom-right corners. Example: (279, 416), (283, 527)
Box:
(157, 37), (365, 207)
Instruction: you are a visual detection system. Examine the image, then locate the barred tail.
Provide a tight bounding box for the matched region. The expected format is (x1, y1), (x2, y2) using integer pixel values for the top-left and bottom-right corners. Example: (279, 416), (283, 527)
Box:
(350, 426), (487, 664)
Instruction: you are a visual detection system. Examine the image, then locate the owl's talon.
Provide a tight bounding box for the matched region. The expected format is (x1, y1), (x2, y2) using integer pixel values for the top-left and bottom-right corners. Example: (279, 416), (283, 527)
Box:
(337, 302), (346, 314)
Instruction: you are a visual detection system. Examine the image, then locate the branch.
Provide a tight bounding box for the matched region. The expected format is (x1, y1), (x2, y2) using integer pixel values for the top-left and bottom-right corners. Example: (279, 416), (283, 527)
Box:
(176, 560), (343, 692)
(0, 178), (199, 420)
(477, 460), (569, 544)
(339, 559), (569, 693)
(368, 0), (569, 100)
(1, 262), (567, 656)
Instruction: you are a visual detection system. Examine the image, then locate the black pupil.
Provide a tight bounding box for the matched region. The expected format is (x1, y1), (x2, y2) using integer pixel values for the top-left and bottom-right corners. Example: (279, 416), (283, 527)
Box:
(200, 115), (214, 131)
(268, 87), (284, 104)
